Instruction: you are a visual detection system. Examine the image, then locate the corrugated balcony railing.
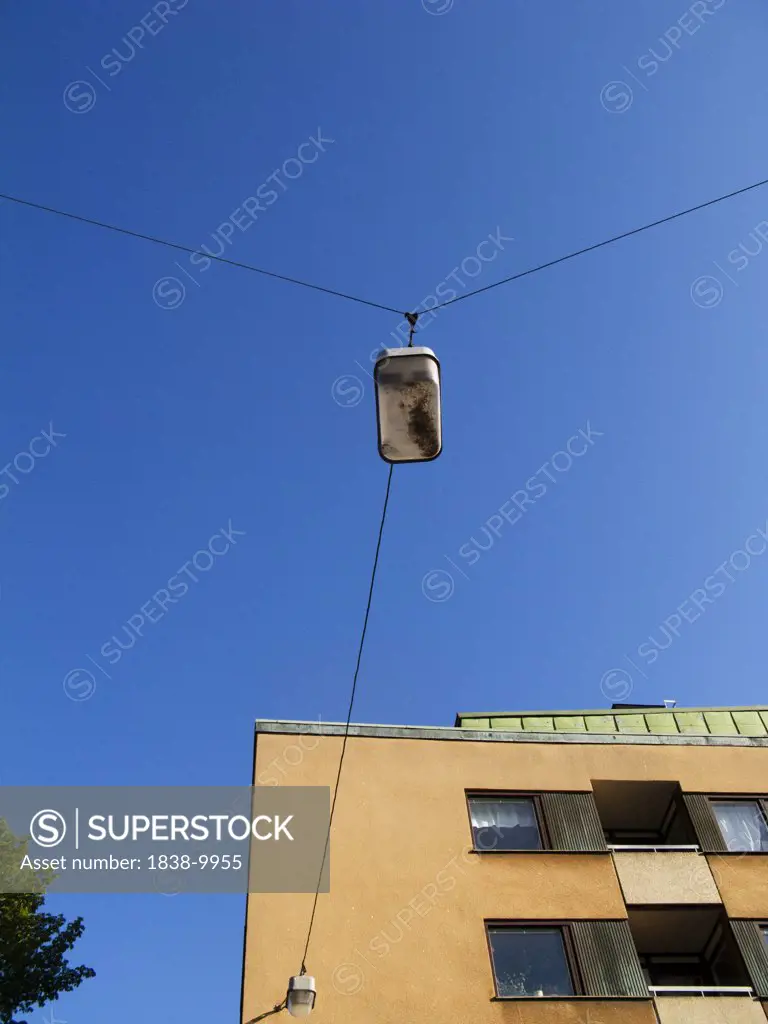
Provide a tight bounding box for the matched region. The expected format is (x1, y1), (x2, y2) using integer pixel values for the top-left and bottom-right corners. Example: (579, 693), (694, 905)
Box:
(610, 848), (722, 905)
(651, 989), (764, 1024)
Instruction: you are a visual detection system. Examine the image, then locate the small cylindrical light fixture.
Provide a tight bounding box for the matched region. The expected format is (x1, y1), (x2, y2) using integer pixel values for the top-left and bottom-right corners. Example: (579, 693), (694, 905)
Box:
(286, 975), (316, 1018)
(374, 347), (442, 463)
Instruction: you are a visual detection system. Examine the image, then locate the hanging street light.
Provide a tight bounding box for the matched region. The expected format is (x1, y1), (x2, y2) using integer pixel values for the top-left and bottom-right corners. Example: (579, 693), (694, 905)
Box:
(285, 975), (316, 1018)
(374, 320), (442, 464)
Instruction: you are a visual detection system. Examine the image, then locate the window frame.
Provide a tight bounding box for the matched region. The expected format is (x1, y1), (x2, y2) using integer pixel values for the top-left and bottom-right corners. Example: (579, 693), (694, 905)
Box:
(485, 920), (583, 999)
(708, 796), (768, 853)
(466, 790), (550, 853)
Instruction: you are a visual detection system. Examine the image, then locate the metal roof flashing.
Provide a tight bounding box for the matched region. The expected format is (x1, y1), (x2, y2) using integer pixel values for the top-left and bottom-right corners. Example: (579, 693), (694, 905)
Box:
(254, 719), (768, 747)
(453, 706), (768, 740)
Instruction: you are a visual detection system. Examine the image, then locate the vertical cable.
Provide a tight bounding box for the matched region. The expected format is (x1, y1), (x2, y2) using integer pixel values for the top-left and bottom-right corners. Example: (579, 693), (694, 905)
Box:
(299, 464), (395, 973)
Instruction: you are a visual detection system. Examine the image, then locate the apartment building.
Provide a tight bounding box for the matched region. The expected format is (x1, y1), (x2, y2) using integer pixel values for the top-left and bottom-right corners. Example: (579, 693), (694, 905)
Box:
(242, 704), (768, 1024)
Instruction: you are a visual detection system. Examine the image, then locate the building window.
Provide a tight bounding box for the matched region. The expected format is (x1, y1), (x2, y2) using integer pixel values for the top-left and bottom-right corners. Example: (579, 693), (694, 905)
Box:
(488, 926), (575, 997)
(468, 796), (542, 851)
(488, 920), (650, 998)
(710, 800), (768, 852)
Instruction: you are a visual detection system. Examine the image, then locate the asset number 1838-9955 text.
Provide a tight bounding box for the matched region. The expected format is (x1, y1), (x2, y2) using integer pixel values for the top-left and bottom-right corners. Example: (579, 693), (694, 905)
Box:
(148, 854), (243, 870)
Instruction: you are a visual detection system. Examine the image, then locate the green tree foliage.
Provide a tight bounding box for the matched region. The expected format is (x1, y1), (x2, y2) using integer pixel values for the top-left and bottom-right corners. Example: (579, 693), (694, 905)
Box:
(0, 820), (95, 1024)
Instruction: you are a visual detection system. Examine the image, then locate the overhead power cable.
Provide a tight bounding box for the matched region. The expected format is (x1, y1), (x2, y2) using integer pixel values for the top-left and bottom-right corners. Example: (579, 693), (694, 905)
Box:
(2, 174), (768, 319)
(299, 463), (395, 975)
(0, 192), (402, 316)
(427, 175), (768, 313)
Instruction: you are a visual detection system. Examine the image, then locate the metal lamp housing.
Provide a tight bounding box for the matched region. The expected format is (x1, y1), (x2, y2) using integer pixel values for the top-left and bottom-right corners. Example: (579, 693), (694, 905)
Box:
(374, 347), (442, 464)
(286, 975), (316, 1018)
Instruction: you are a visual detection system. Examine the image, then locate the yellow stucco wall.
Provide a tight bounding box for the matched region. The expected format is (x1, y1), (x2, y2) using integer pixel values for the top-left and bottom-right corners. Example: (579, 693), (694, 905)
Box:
(242, 731), (768, 1024)
(707, 855), (768, 917)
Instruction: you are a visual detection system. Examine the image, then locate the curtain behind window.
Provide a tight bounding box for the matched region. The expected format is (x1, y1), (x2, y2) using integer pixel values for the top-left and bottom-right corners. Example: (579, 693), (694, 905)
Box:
(470, 798), (541, 850)
(712, 802), (768, 852)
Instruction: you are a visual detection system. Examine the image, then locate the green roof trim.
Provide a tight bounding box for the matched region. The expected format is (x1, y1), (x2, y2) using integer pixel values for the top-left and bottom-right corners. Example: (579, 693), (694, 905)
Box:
(490, 716), (522, 730)
(704, 711), (737, 735)
(555, 716), (587, 732)
(460, 717), (490, 730)
(647, 714), (679, 735)
(585, 715), (617, 733)
(732, 711), (767, 736)
(454, 707), (768, 739)
(616, 713), (648, 734)
(523, 716), (554, 732)
(676, 711), (708, 734)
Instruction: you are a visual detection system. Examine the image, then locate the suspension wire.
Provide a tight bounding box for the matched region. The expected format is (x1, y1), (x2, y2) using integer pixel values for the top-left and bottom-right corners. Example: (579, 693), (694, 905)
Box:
(242, 464), (394, 1017)
(425, 174), (768, 313)
(299, 463), (395, 974)
(0, 192), (403, 316)
(3, 175), (768, 319)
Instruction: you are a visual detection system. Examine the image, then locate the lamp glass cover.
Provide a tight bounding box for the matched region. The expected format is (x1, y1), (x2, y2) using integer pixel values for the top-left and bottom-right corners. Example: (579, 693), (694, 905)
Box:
(286, 991), (314, 1018)
(286, 975), (315, 1018)
(374, 347), (441, 463)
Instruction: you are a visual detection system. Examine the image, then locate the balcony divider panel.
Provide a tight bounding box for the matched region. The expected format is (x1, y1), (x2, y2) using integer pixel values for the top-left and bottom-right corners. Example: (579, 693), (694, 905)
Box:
(540, 793), (607, 852)
(571, 921), (648, 997)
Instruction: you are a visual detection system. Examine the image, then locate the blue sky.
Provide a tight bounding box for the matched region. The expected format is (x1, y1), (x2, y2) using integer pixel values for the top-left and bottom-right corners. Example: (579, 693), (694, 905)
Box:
(2, 0), (768, 1021)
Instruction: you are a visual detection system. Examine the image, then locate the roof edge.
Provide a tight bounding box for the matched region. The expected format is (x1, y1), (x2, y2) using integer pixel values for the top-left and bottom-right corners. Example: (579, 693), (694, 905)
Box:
(254, 720), (768, 748)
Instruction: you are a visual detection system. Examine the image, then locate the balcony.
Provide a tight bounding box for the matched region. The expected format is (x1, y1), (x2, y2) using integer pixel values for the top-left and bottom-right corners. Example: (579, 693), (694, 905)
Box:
(592, 779), (722, 904)
(593, 780), (699, 847)
(629, 907), (761, 1024)
(651, 991), (764, 1024)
